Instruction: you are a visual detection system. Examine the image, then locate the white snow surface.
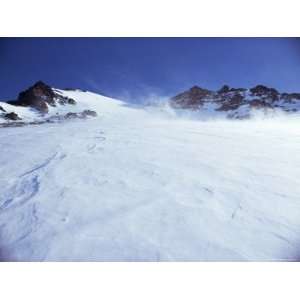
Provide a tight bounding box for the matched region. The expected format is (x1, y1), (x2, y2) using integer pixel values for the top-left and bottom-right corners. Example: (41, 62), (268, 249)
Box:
(0, 102), (38, 122)
(0, 90), (300, 261)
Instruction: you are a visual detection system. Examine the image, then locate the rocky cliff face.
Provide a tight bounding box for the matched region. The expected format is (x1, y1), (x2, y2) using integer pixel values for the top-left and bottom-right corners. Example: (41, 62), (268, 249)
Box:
(170, 85), (300, 118)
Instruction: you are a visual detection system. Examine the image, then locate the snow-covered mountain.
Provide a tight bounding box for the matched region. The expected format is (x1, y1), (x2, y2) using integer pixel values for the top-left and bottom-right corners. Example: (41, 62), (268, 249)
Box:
(169, 85), (300, 119)
(0, 82), (300, 261)
(0, 81), (98, 126)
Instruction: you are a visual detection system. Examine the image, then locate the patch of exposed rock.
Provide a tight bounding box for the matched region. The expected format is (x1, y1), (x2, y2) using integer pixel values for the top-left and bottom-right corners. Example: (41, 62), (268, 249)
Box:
(171, 86), (214, 109)
(0, 110), (98, 128)
(216, 94), (244, 111)
(9, 81), (76, 113)
(64, 110), (98, 119)
(4, 112), (22, 121)
(249, 85), (279, 101)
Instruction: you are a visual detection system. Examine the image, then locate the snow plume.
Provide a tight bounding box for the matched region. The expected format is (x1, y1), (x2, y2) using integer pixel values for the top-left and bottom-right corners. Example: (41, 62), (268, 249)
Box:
(144, 100), (229, 121)
(249, 107), (300, 121)
(244, 111), (300, 133)
(148, 100), (300, 123)
(114, 82), (168, 105)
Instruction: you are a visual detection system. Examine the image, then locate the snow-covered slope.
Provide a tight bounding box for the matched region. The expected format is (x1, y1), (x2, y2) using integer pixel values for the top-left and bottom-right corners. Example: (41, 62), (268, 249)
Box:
(0, 86), (106, 124)
(0, 102), (38, 123)
(0, 89), (300, 261)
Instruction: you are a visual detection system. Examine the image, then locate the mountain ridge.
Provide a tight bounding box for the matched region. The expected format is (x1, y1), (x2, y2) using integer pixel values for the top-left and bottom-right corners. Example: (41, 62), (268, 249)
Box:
(2, 81), (300, 125)
(169, 84), (300, 119)
(0, 81), (99, 126)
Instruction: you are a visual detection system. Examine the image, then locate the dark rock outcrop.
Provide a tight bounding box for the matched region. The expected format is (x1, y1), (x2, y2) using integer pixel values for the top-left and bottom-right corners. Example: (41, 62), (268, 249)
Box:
(9, 81), (76, 113)
(82, 110), (98, 117)
(218, 85), (231, 94)
(10, 81), (56, 113)
(217, 94), (244, 111)
(218, 85), (246, 94)
(4, 112), (22, 121)
(0, 106), (6, 112)
(250, 85), (279, 101)
(0, 110), (98, 128)
(170, 86), (213, 109)
(249, 99), (272, 108)
(56, 95), (76, 106)
(64, 110), (98, 119)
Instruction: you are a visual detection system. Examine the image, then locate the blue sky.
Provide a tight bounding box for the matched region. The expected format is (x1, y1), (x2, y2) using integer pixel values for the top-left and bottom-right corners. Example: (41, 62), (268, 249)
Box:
(1, 38), (300, 102)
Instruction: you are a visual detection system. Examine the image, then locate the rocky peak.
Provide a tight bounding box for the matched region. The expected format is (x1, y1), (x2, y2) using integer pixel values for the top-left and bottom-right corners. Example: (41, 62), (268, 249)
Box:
(0, 82), (99, 127)
(171, 85), (213, 109)
(16, 81), (56, 112)
(189, 85), (212, 96)
(250, 85), (279, 101)
(32, 80), (53, 91)
(9, 81), (76, 113)
(218, 85), (247, 94)
(280, 92), (300, 101)
(218, 85), (231, 94)
(169, 84), (300, 118)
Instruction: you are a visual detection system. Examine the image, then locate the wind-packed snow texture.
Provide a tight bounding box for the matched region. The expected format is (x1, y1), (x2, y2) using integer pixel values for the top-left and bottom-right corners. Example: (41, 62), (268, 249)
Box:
(0, 90), (300, 261)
